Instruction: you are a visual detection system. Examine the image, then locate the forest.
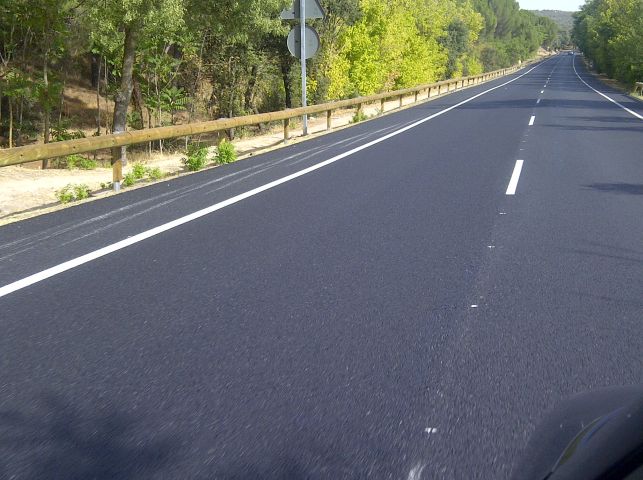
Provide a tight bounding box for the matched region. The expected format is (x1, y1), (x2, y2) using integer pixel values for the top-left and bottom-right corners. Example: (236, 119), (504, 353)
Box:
(572, 0), (642, 86)
(0, 0), (561, 151)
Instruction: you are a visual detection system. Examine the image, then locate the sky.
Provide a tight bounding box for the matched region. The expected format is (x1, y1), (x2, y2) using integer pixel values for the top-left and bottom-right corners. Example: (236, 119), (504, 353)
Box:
(518, 0), (583, 11)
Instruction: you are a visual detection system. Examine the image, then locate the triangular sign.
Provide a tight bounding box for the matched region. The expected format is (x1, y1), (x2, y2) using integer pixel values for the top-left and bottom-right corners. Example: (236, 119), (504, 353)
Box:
(280, 0), (325, 20)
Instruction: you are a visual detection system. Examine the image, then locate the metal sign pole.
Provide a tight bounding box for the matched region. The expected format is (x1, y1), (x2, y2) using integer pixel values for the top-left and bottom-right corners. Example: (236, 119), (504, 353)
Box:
(300, 0), (308, 135)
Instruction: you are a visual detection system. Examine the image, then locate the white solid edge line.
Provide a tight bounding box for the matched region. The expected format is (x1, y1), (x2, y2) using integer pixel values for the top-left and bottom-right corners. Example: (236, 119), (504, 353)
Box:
(572, 56), (643, 120)
(529, 115), (535, 126)
(506, 160), (524, 195)
(0, 62), (547, 299)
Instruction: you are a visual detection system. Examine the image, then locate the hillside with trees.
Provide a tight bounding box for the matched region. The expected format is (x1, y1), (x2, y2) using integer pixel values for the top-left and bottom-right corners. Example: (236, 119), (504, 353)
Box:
(573, 0), (642, 86)
(531, 10), (574, 47)
(531, 10), (575, 31)
(0, 0), (558, 153)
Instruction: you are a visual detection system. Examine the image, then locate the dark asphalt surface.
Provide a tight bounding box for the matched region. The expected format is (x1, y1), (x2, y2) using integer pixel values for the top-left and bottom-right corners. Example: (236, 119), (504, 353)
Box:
(1, 55), (642, 479)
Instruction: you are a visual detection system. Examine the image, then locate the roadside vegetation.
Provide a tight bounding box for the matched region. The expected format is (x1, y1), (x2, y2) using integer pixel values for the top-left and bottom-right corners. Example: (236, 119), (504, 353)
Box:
(572, 0), (642, 86)
(55, 183), (91, 203)
(0, 0), (560, 155)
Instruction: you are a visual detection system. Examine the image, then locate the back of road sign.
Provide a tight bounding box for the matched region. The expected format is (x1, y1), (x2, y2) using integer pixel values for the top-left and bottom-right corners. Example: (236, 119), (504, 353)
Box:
(287, 26), (320, 59)
(280, 0), (324, 19)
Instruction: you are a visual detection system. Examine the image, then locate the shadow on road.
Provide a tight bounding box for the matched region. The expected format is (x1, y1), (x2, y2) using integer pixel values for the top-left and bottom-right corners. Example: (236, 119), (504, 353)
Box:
(584, 183), (643, 195)
(0, 392), (178, 479)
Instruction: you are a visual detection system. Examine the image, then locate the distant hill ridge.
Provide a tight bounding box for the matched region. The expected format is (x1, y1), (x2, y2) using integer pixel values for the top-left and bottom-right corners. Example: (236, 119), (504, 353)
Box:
(530, 10), (575, 32)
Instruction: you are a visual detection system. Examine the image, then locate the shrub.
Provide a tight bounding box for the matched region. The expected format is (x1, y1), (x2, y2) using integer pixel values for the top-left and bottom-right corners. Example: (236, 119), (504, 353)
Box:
(52, 154), (97, 170)
(182, 143), (209, 171)
(122, 172), (136, 187)
(51, 124), (85, 142)
(131, 162), (147, 179)
(74, 184), (90, 200)
(215, 140), (237, 164)
(351, 110), (368, 123)
(56, 183), (91, 203)
(69, 154), (97, 170)
(146, 166), (164, 181)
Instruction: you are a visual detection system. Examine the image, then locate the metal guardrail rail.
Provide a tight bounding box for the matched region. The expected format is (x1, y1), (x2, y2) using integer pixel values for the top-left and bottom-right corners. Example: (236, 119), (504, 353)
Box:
(0, 62), (531, 180)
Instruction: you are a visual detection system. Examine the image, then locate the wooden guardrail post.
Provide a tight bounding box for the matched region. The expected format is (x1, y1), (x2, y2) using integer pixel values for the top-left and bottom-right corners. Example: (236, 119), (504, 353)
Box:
(414, 91), (419, 103)
(111, 141), (125, 189)
(326, 110), (332, 130)
(380, 98), (386, 114)
(398, 95), (403, 108)
(283, 118), (290, 142)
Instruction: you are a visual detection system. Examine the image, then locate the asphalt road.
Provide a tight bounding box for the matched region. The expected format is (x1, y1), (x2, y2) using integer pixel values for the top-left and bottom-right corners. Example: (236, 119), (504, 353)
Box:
(1, 54), (642, 479)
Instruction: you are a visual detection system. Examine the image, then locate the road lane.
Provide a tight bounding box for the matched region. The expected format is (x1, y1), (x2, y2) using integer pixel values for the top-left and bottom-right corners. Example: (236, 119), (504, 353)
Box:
(1, 55), (641, 479)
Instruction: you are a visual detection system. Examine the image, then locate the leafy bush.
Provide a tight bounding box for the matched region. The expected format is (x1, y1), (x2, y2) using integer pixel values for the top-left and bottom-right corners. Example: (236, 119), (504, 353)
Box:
(127, 111), (143, 129)
(68, 154), (97, 170)
(215, 140), (237, 164)
(55, 183), (91, 203)
(351, 110), (368, 123)
(51, 154), (97, 170)
(182, 143), (209, 171)
(51, 123), (85, 142)
(146, 166), (164, 180)
(131, 162), (147, 179)
(122, 172), (136, 187)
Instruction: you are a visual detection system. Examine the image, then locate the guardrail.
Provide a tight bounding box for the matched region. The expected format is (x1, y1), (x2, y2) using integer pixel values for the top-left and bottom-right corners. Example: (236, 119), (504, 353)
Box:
(634, 82), (643, 96)
(0, 62), (530, 183)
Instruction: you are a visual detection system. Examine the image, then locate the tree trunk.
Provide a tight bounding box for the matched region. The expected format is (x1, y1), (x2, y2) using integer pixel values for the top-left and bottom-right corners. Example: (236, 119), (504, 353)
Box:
(111, 24), (139, 183)
(104, 57), (109, 133)
(281, 58), (292, 109)
(8, 99), (13, 149)
(244, 64), (258, 113)
(91, 53), (100, 88)
(42, 49), (50, 169)
(131, 79), (144, 130)
(96, 57), (102, 135)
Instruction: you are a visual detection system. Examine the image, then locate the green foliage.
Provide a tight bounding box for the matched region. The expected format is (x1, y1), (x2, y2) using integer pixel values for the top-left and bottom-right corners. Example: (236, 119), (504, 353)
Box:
(215, 140), (237, 164)
(127, 111), (144, 129)
(573, 0), (643, 85)
(51, 124), (86, 142)
(146, 166), (164, 180)
(120, 164), (164, 187)
(51, 154), (96, 169)
(132, 162), (147, 179)
(122, 172), (137, 187)
(56, 183), (91, 203)
(0, 0), (557, 152)
(64, 154), (97, 170)
(351, 110), (368, 123)
(182, 143), (210, 171)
